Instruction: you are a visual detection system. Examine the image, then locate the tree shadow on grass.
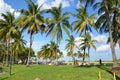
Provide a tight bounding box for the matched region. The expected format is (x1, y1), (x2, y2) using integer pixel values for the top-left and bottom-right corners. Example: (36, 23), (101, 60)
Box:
(96, 65), (120, 80)
(0, 73), (15, 80)
(0, 77), (9, 80)
(73, 65), (100, 69)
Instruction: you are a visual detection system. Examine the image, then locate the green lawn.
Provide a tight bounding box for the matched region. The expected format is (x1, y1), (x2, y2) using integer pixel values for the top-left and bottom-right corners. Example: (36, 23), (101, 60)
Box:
(0, 65), (120, 80)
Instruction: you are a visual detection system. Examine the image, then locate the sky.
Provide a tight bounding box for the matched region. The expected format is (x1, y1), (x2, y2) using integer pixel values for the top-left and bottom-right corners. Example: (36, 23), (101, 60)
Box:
(0, 0), (120, 61)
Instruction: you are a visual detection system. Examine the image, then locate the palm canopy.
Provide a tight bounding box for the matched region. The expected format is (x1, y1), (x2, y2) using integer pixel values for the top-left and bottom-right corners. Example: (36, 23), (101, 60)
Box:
(0, 12), (20, 41)
(65, 35), (75, 52)
(80, 0), (95, 11)
(12, 36), (26, 52)
(73, 6), (96, 35)
(45, 3), (71, 44)
(18, 0), (45, 34)
(37, 41), (61, 60)
(85, 33), (97, 50)
(38, 44), (49, 59)
(94, 0), (120, 33)
(48, 41), (57, 59)
(65, 35), (77, 65)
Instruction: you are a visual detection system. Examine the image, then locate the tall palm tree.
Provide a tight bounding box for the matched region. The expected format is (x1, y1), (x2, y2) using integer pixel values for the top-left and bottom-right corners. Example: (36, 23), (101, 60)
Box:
(110, 0), (120, 48)
(79, 36), (87, 64)
(94, 0), (120, 69)
(0, 12), (19, 76)
(65, 35), (76, 65)
(18, 0), (45, 66)
(85, 33), (97, 63)
(73, 6), (96, 65)
(45, 3), (71, 65)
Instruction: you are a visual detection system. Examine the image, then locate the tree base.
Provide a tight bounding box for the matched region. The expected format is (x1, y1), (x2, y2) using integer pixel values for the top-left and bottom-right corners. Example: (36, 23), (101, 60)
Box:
(26, 64), (30, 67)
(112, 67), (120, 74)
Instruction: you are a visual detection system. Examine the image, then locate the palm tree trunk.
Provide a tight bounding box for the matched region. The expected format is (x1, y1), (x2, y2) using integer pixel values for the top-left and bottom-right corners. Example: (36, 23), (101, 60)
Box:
(71, 46), (75, 65)
(5, 41), (8, 67)
(26, 32), (32, 67)
(9, 39), (12, 76)
(9, 53), (12, 76)
(82, 29), (87, 65)
(82, 47), (86, 65)
(56, 40), (58, 65)
(88, 47), (90, 65)
(104, 0), (119, 68)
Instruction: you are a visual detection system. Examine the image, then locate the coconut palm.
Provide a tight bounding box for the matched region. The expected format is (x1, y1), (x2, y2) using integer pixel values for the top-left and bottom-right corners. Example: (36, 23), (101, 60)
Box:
(85, 33), (97, 63)
(0, 12), (20, 76)
(94, 0), (120, 69)
(11, 35), (26, 63)
(39, 44), (49, 64)
(45, 3), (71, 65)
(48, 41), (57, 60)
(79, 36), (87, 64)
(73, 6), (96, 65)
(18, 0), (45, 66)
(110, 0), (120, 48)
(37, 41), (61, 63)
(65, 35), (76, 65)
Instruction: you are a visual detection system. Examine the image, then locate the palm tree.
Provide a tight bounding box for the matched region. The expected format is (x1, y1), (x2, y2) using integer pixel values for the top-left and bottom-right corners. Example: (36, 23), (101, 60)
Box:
(94, 0), (120, 69)
(37, 42), (61, 64)
(110, 0), (120, 48)
(73, 6), (96, 65)
(0, 12), (19, 76)
(48, 41), (57, 60)
(85, 33), (97, 63)
(39, 44), (49, 64)
(18, 0), (45, 66)
(45, 3), (71, 65)
(65, 35), (76, 65)
(79, 36), (87, 64)
(12, 35), (26, 63)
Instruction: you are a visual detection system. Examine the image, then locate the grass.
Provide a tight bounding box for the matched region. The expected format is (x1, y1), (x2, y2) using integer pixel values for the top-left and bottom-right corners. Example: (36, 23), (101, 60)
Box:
(0, 65), (120, 80)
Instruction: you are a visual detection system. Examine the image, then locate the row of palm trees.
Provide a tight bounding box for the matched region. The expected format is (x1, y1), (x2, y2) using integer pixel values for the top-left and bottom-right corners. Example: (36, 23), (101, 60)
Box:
(0, 0), (119, 71)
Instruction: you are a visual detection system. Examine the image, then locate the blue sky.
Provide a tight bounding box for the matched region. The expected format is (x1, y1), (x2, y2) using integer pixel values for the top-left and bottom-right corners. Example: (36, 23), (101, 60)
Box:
(0, 0), (120, 61)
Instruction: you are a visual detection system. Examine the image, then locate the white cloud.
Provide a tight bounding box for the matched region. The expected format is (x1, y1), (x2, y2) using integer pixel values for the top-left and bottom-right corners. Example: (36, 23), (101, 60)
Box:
(0, 0), (20, 19)
(9, 9), (20, 18)
(37, 0), (71, 9)
(92, 34), (110, 52)
(96, 44), (110, 52)
(26, 41), (44, 54)
(93, 35), (107, 44)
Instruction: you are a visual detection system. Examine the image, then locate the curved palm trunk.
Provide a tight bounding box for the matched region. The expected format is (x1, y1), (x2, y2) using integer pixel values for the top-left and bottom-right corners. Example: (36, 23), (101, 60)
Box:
(104, 0), (119, 68)
(26, 32), (32, 67)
